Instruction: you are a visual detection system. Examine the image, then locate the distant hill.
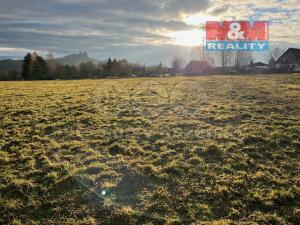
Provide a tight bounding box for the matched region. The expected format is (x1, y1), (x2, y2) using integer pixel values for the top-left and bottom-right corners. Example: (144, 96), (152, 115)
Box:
(50, 51), (99, 66)
(0, 59), (22, 71)
(0, 52), (99, 72)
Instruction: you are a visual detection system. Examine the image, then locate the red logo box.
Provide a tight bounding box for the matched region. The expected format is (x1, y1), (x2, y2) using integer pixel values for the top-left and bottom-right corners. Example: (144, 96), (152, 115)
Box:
(206, 21), (269, 41)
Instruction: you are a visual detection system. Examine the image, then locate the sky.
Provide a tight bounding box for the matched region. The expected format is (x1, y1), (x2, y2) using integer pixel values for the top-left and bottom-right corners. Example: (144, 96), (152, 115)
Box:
(0, 0), (299, 65)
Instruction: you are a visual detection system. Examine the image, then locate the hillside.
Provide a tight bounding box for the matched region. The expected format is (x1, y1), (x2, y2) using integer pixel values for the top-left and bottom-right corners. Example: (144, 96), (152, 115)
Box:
(0, 59), (22, 71)
(0, 52), (98, 72)
(50, 51), (99, 66)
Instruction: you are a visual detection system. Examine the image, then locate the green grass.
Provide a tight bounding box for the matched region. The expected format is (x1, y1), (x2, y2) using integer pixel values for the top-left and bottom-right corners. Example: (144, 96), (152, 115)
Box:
(0, 75), (299, 225)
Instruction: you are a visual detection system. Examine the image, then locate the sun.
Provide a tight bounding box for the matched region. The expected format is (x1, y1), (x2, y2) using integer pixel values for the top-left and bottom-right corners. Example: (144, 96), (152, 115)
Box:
(168, 29), (205, 47)
(168, 13), (219, 47)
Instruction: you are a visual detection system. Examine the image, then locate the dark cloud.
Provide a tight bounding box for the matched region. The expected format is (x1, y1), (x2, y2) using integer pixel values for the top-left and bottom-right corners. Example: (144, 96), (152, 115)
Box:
(165, 0), (209, 13)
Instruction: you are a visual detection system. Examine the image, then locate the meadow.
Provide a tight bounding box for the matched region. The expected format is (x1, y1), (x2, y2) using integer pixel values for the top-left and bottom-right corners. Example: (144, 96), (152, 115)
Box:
(0, 75), (299, 225)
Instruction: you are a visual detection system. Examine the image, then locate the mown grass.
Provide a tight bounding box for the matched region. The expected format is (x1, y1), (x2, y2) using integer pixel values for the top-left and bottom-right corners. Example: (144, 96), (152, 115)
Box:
(0, 74), (299, 225)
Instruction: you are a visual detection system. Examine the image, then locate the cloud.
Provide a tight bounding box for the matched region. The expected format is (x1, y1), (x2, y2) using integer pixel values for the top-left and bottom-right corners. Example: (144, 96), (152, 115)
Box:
(206, 5), (229, 15)
(0, 1), (208, 51)
(0, 0), (299, 64)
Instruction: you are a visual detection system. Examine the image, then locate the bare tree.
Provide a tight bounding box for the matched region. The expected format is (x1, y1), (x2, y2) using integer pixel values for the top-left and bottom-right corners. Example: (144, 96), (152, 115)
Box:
(234, 51), (253, 68)
(269, 47), (286, 62)
(46, 52), (55, 60)
(171, 56), (185, 74)
(191, 46), (215, 67)
(46, 52), (57, 73)
(220, 50), (235, 68)
(190, 46), (203, 60)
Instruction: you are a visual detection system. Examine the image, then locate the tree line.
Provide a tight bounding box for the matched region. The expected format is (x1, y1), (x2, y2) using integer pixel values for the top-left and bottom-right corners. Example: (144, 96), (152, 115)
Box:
(0, 47), (287, 81)
(0, 52), (172, 80)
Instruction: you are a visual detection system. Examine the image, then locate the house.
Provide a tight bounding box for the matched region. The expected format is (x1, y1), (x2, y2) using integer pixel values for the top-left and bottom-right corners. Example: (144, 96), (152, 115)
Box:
(252, 62), (269, 73)
(244, 62), (269, 73)
(184, 60), (212, 75)
(252, 62), (268, 69)
(276, 48), (300, 72)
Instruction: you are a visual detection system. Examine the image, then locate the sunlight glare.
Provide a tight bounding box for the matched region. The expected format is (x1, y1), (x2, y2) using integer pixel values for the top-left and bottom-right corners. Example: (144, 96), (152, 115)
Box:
(168, 13), (219, 47)
(183, 13), (219, 26)
(168, 29), (205, 47)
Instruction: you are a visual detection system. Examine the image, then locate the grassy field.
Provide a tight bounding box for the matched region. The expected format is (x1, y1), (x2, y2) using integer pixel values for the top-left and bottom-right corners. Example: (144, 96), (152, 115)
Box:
(0, 75), (299, 225)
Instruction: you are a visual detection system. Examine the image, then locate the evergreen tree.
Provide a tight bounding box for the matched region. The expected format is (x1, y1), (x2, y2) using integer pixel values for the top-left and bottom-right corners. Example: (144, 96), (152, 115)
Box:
(39, 56), (49, 79)
(30, 55), (48, 80)
(112, 58), (119, 74)
(105, 57), (113, 74)
(21, 53), (32, 80)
